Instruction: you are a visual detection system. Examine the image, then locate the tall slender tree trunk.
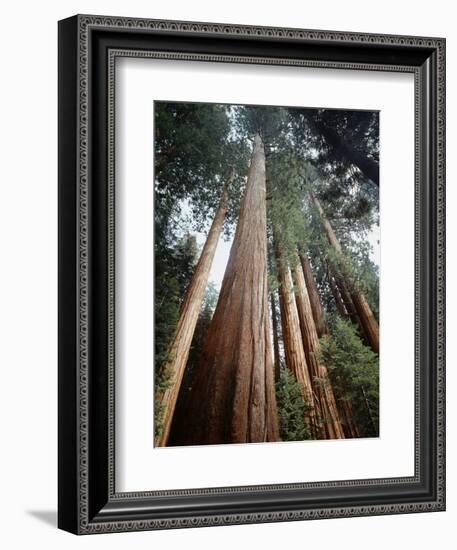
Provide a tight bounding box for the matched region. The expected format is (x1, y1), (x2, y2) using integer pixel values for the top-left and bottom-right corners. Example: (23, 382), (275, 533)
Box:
(299, 254), (360, 439)
(326, 260), (360, 327)
(335, 275), (359, 326)
(155, 180), (230, 447)
(312, 194), (379, 354)
(312, 118), (379, 187)
(299, 252), (328, 337)
(351, 292), (380, 354)
(292, 258), (345, 439)
(275, 242), (319, 438)
(327, 265), (350, 319)
(178, 134), (279, 445)
(270, 290), (281, 382)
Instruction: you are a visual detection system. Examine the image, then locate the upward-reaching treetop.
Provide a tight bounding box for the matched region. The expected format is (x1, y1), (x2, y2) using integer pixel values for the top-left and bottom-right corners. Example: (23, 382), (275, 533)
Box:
(155, 101), (250, 239)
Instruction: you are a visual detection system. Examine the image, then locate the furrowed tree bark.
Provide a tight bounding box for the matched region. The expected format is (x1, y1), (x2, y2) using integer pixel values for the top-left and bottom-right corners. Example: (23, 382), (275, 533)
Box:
(154, 181), (230, 447)
(275, 242), (319, 438)
(270, 290), (281, 382)
(299, 252), (328, 337)
(312, 194), (379, 354)
(178, 134), (279, 445)
(313, 118), (379, 187)
(292, 258), (345, 439)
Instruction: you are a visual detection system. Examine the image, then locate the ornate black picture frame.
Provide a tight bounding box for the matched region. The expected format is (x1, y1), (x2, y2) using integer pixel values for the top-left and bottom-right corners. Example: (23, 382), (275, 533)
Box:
(58, 14), (445, 534)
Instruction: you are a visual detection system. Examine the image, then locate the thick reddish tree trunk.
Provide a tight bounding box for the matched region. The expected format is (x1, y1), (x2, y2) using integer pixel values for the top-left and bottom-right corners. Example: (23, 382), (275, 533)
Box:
(155, 182), (230, 447)
(275, 243), (318, 438)
(312, 194), (379, 354)
(292, 258), (345, 439)
(178, 134), (279, 445)
(299, 252), (328, 337)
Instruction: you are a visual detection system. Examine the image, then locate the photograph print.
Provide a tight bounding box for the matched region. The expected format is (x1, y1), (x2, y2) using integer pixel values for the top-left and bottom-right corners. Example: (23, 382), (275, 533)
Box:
(154, 101), (380, 448)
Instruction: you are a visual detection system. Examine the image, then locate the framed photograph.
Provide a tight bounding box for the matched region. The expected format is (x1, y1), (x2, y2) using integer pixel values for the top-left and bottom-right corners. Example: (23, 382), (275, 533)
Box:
(58, 14), (445, 534)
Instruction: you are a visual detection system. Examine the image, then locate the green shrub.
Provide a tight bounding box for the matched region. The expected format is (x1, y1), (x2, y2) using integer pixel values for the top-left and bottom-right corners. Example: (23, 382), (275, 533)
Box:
(320, 317), (379, 437)
(276, 368), (312, 441)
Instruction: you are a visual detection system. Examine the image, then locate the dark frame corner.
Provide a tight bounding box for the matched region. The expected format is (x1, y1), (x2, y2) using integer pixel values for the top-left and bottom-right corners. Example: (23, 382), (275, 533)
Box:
(58, 14), (445, 534)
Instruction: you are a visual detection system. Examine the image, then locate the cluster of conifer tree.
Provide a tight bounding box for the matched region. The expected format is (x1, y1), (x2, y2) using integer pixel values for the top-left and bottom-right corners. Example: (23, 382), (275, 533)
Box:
(154, 101), (379, 446)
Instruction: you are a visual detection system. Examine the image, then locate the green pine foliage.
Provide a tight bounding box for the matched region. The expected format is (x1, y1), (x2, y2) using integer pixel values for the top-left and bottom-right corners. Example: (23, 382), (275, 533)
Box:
(267, 150), (311, 259)
(155, 102), (249, 238)
(275, 368), (312, 442)
(155, 234), (198, 379)
(320, 317), (379, 437)
(289, 107), (379, 187)
(154, 234), (200, 438)
(234, 105), (289, 147)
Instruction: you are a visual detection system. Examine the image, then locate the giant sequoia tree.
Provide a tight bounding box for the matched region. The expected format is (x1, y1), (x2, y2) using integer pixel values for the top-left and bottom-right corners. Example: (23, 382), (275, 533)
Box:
(154, 103), (249, 444)
(178, 134), (279, 444)
(154, 102), (380, 446)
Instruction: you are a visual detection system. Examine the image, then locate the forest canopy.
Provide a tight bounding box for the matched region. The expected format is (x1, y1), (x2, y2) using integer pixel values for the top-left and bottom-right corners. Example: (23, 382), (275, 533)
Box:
(153, 100), (380, 447)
